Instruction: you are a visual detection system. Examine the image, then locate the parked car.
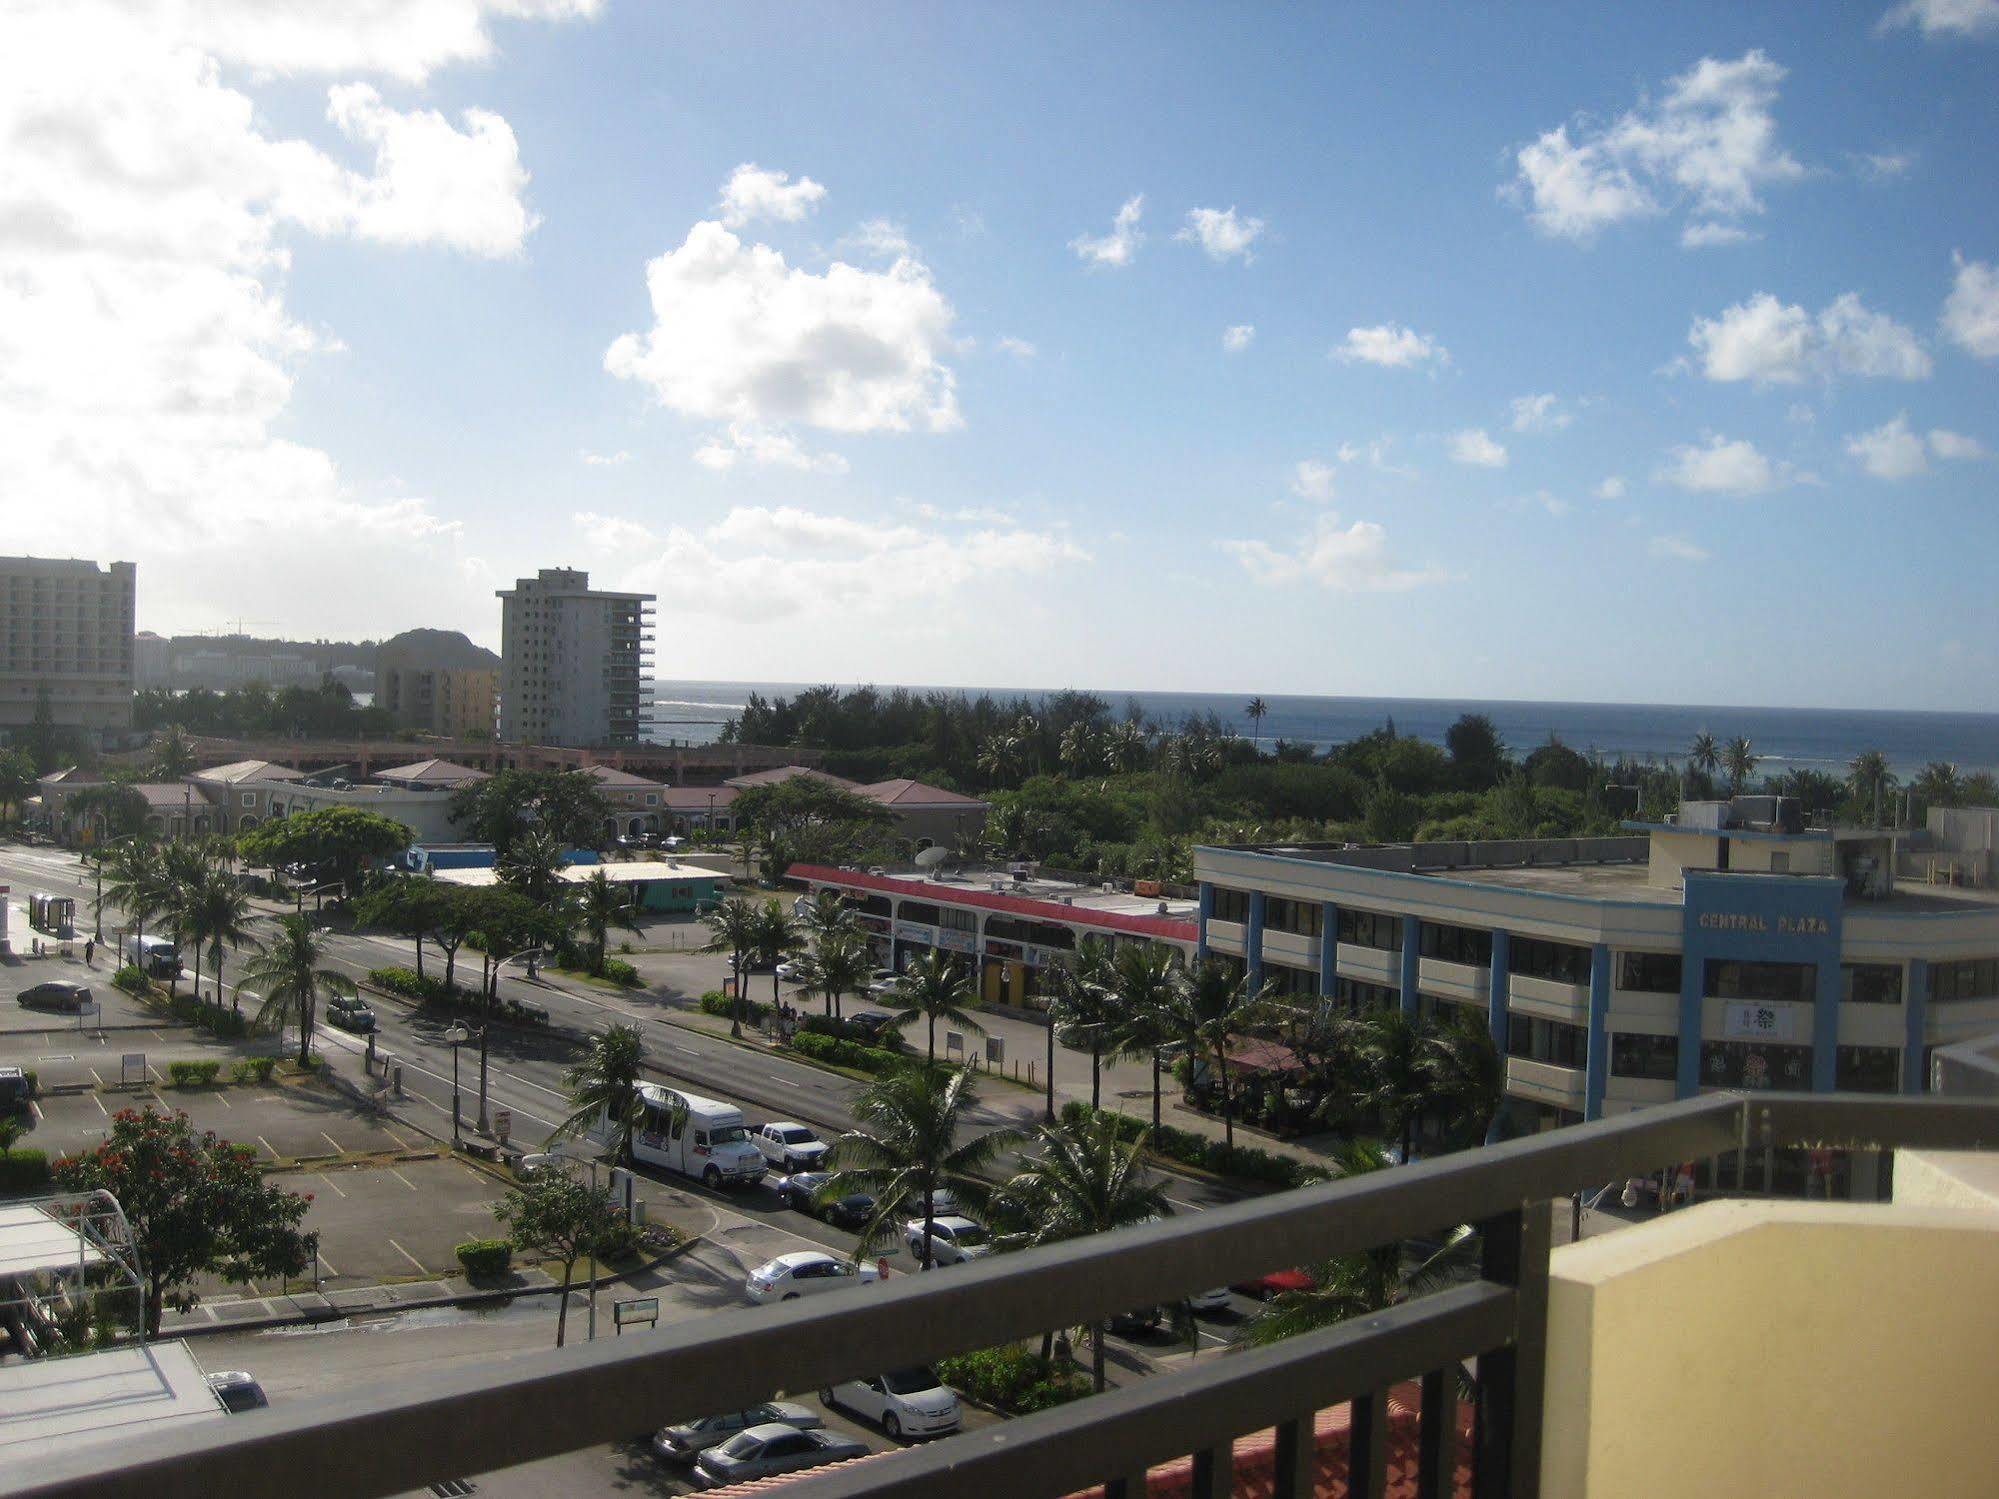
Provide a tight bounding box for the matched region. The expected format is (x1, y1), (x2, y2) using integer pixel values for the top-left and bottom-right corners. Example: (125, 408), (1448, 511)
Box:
(744, 1251), (882, 1303)
(1185, 1286), (1235, 1313)
(689, 1423), (868, 1488)
(753, 1122), (827, 1173)
(902, 1215), (989, 1266)
(0, 1067), (30, 1110)
(774, 959), (809, 982)
(652, 1403), (823, 1464)
(1108, 1305), (1164, 1335)
(17, 981), (90, 1014)
(847, 1008), (899, 1038)
(206, 1371), (268, 1414)
(865, 970), (900, 996)
(1230, 1267), (1316, 1300)
(769, 1171), (875, 1230)
(823, 1368), (961, 1440)
(324, 996), (376, 1033)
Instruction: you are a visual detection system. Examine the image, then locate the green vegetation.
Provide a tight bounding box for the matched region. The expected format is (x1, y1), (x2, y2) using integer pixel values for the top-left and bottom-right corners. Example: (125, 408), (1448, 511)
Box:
(698, 987), (769, 1025)
(111, 964), (151, 995)
(1056, 1101), (1321, 1188)
(0, 1146), (53, 1192)
(167, 1060), (222, 1088)
(494, 1167), (630, 1348)
(135, 679), (389, 738)
(240, 914), (356, 1065)
(454, 1239), (514, 1280)
(790, 1031), (904, 1075)
(448, 768), (614, 855)
(547, 1023), (650, 1164)
(237, 806), (413, 894)
(935, 1344), (1091, 1414)
(731, 775), (895, 882)
(229, 1057), (280, 1085)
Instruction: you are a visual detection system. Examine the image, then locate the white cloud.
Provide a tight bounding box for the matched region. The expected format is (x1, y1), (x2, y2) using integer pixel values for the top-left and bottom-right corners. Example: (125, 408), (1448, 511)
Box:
(1851, 150), (1915, 180)
(1787, 402), (1818, 425)
(692, 422), (848, 475)
(1681, 221), (1757, 248)
(1176, 206), (1264, 263)
(1336, 437), (1405, 472)
(1333, 323), (1448, 370)
(1290, 460), (1335, 501)
(1845, 414), (1930, 480)
(1222, 324), (1256, 353)
(1687, 292), (1932, 383)
(1943, 252), (1999, 358)
(1649, 534), (1712, 562)
(579, 449), (630, 466)
(605, 215), (961, 435)
(1510, 393), (1573, 432)
(1506, 50), (1804, 243)
(603, 504), (1085, 622)
(1929, 427), (1991, 460)
(575, 510), (656, 552)
(842, 218), (913, 259)
(1594, 476), (1628, 500)
(1879, 0), (1999, 37)
(1660, 434), (1796, 495)
(1071, 194), (1145, 268)
(1448, 429), (1509, 468)
(1225, 513), (1445, 592)
(717, 163), (827, 229)
(996, 336), (1037, 360)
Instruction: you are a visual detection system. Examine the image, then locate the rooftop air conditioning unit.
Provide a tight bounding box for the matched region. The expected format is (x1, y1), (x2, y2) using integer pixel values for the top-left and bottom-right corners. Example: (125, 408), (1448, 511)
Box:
(868, 866), (887, 876)
(990, 880), (1006, 892)
(1060, 896), (1074, 905)
(1103, 882), (1116, 893)
(1156, 901), (1169, 915)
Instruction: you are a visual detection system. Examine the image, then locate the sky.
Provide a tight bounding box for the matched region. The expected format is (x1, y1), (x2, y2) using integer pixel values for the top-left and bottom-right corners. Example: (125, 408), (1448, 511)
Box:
(5, 1), (1998, 710)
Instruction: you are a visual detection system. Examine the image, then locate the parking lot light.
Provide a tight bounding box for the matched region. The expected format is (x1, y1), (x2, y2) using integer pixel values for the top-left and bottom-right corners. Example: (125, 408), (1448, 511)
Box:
(444, 1022), (471, 1147)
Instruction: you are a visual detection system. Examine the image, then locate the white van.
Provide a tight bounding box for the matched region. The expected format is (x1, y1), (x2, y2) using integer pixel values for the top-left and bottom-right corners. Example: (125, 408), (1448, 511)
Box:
(118, 933), (181, 979)
(621, 1082), (766, 1188)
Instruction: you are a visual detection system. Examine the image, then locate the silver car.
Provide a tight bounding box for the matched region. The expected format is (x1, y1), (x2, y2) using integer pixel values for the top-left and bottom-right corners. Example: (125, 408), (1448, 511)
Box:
(690, 1422), (868, 1488)
(651, 1402), (823, 1464)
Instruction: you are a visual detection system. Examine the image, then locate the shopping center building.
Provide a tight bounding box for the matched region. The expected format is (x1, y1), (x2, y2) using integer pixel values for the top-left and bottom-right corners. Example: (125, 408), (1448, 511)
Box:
(1195, 800), (1999, 1150)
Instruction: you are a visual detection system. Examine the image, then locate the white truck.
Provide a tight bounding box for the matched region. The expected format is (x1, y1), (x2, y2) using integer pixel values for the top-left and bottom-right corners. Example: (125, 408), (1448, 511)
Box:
(753, 1122), (829, 1174)
(117, 933), (181, 979)
(621, 1082), (766, 1189)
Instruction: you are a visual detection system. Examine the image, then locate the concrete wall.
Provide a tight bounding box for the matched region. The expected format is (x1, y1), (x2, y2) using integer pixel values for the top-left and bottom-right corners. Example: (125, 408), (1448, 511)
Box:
(1542, 1198), (1999, 1499)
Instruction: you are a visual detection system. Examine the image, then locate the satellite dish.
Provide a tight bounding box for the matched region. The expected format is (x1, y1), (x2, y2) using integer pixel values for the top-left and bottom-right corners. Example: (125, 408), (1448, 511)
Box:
(914, 846), (954, 869)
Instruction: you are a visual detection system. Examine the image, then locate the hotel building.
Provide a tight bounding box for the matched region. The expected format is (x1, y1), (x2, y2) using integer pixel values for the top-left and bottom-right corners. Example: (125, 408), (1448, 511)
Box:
(0, 556), (136, 744)
(496, 568), (654, 746)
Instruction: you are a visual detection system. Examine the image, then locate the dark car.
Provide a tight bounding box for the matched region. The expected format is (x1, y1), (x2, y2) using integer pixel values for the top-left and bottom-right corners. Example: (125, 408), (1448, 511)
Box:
(690, 1424), (867, 1489)
(0, 1067), (30, 1111)
(769, 1171), (875, 1230)
(325, 996), (376, 1033)
(847, 1009), (899, 1038)
(17, 981), (90, 1014)
(206, 1371), (268, 1414)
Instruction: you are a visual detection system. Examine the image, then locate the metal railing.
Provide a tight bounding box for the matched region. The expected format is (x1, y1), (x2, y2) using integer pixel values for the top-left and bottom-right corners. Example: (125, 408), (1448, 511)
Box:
(13, 1093), (1998, 1499)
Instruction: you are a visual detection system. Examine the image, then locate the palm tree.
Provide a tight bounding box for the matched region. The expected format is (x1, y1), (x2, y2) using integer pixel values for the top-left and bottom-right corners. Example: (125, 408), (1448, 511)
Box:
(99, 837), (165, 959)
(1689, 731), (1720, 782)
(1914, 761), (1964, 811)
(824, 1065), (1021, 1270)
(1848, 748), (1893, 825)
(1105, 719), (1149, 774)
(1042, 938), (1119, 1108)
(997, 1113), (1173, 1391)
(1244, 697), (1269, 750)
(1105, 942), (1183, 1134)
(976, 733), (1023, 789)
(574, 869), (639, 978)
(1723, 736), (1759, 795)
(1356, 1008), (1431, 1163)
(1419, 1006), (1505, 1150)
(496, 827), (567, 908)
(795, 888), (858, 948)
(1058, 722), (1101, 779)
(883, 947), (985, 1065)
(149, 725), (198, 779)
(547, 1023), (651, 1163)
(700, 897), (766, 1038)
(801, 926), (873, 1020)
(753, 899), (801, 1013)
(240, 915), (355, 1065)
(180, 868), (262, 1016)
(1154, 958), (1300, 1149)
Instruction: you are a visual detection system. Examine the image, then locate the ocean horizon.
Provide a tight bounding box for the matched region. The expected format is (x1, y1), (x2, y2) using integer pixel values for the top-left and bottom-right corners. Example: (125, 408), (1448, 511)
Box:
(644, 680), (1999, 781)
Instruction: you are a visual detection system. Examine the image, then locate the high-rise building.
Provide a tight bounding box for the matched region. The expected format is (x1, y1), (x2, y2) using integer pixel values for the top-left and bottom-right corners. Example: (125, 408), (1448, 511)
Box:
(377, 628), (501, 739)
(495, 568), (653, 746)
(0, 556), (136, 744)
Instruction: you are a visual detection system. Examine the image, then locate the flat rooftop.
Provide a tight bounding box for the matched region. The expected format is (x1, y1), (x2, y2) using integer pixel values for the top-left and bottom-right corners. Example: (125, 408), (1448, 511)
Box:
(841, 865), (1198, 921)
(0, 1342), (222, 1459)
(433, 861), (722, 889)
(0, 1203), (108, 1278)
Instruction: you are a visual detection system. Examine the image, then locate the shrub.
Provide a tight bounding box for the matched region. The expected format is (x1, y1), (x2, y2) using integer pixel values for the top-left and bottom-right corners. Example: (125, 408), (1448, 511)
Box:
(454, 1239), (513, 1279)
(21, 1070), (35, 1100)
(936, 1344), (1091, 1414)
(248, 1056), (278, 1084)
(700, 989), (770, 1024)
(1058, 1101), (1318, 1189)
(166, 1060), (221, 1088)
(600, 957), (640, 988)
(0, 1149), (52, 1192)
(798, 1013), (905, 1050)
(368, 966), (452, 1003)
(594, 1217), (645, 1264)
(791, 1031), (904, 1075)
(111, 965), (150, 997)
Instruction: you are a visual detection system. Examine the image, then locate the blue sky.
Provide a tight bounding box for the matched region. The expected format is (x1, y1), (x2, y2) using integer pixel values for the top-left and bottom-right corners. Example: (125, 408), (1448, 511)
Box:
(7, 2), (1998, 708)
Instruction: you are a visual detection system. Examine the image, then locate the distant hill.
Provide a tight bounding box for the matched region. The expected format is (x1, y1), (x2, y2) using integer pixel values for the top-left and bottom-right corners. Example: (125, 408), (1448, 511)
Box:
(376, 628), (500, 671)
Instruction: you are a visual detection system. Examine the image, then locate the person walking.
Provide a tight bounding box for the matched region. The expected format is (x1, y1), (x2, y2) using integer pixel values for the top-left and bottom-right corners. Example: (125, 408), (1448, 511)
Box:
(84, 937), (94, 967)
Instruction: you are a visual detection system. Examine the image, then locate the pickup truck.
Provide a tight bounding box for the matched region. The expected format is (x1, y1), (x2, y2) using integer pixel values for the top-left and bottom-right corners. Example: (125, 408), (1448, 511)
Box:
(752, 1122), (828, 1174)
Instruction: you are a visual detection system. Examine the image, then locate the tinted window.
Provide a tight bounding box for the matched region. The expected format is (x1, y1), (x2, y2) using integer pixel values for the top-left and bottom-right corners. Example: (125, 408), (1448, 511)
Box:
(1336, 909), (1402, 951)
(1263, 897), (1322, 936)
(1836, 1046), (1899, 1093)
(1930, 957), (1999, 1003)
(1705, 961), (1815, 1004)
(1510, 938), (1591, 986)
(1611, 1032), (1678, 1080)
(1841, 964), (1902, 1005)
(1700, 1040), (1811, 1089)
(1210, 888), (1250, 924)
(721, 1434), (760, 1459)
(1507, 1014), (1587, 1068)
(1618, 952), (1682, 994)
(1419, 923), (1492, 967)
(883, 1368), (940, 1395)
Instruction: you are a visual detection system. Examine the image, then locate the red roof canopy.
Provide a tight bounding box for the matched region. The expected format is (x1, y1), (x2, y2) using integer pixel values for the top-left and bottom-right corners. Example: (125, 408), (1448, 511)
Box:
(787, 863), (1197, 943)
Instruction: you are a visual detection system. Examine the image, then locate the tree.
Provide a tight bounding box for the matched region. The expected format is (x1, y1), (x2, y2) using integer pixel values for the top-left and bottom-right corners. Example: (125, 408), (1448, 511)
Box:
(1524, 735), (1591, 792)
(240, 915), (355, 1064)
(0, 747), (35, 823)
(1913, 761), (1965, 811)
(732, 778), (896, 883)
(1154, 959), (1300, 1148)
(100, 837), (170, 964)
(882, 947), (985, 1066)
(825, 1065), (1021, 1270)
(751, 899), (801, 1012)
(1058, 722), (1103, 779)
(800, 925), (873, 1020)
(54, 1107), (316, 1335)
(997, 1113), (1173, 1391)
(1444, 713), (1508, 791)
(1420, 1006), (1505, 1150)
(1043, 938), (1119, 1108)
(1848, 749), (1894, 825)
(1356, 1008), (1431, 1162)
(237, 806), (412, 894)
(68, 783), (150, 845)
(180, 867), (262, 1015)
(1105, 719), (1149, 774)
(26, 681), (59, 774)
(548, 1023), (649, 1163)
(495, 826), (568, 911)
(1104, 942), (1184, 1134)
(448, 768), (614, 855)
(1722, 736), (1759, 795)
(701, 897), (766, 1037)
(574, 869), (640, 977)
(150, 725), (198, 779)
(1689, 731), (1721, 783)
(468, 885), (559, 1001)
(351, 878), (453, 981)
(495, 1168), (626, 1349)
(1244, 697), (1269, 751)
(795, 888), (859, 947)
(976, 733), (1024, 789)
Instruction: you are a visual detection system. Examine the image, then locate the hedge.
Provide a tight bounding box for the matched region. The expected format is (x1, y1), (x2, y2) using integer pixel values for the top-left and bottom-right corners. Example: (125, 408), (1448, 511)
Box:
(1058, 1101), (1325, 1189)
(699, 989), (770, 1025)
(368, 967), (550, 1029)
(111, 965), (151, 996)
(455, 1239), (513, 1279)
(790, 1031), (904, 1076)
(0, 1149), (52, 1192)
(798, 1013), (906, 1050)
(229, 1058), (279, 1085)
(936, 1344), (1091, 1414)
(167, 1060), (222, 1088)
(369, 966), (452, 1003)
(599, 957), (641, 988)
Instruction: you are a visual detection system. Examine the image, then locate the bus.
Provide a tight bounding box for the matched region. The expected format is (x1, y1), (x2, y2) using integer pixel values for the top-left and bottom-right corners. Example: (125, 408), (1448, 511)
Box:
(117, 933), (180, 979)
(610, 1083), (766, 1189)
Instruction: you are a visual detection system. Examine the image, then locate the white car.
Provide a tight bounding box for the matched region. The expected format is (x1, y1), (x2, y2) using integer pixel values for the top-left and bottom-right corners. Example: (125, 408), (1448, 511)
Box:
(754, 1122), (828, 1173)
(902, 1214), (989, 1266)
(867, 969), (900, 996)
(775, 959), (809, 982)
(823, 1368), (961, 1440)
(652, 1402), (824, 1464)
(744, 1251), (882, 1304)
(1185, 1286), (1234, 1313)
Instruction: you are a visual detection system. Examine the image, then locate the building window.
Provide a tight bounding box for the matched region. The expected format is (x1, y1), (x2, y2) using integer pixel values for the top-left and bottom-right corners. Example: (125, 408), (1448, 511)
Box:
(1263, 897), (1322, 937)
(1700, 1040), (1811, 1090)
(1840, 964), (1902, 1005)
(1263, 962), (1317, 998)
(1336, 908), (1402, 952)
(1509, 937), (1591, 986)
(938, 908), (977, 934)
(1419, 922), (1492, 967)
(1610, 1032), (1679, 1080)
(1930, 957), (1999, 1003)
(1704, 960), (1816, 1005)
(1507, 1013), (1587, 1069)
(1617, 951), (1682, 994)
(1210, 888), (1251, 925)
(1330, 977), (1399, 1014)
(1835, 1046), (1899, 1093)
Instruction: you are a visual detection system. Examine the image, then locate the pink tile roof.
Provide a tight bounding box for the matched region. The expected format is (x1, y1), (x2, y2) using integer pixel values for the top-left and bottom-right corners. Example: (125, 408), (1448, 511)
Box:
(725, 765), (859, 791)
(659, 785), (740, 809)
(858, 777), (988, 808)
(580, 763), (659, 788)
(372, 757), (489, 787)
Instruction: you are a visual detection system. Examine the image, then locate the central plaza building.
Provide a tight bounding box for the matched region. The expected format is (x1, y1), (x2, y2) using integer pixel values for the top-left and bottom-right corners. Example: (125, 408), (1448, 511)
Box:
(1196, 799), (1999, 1162)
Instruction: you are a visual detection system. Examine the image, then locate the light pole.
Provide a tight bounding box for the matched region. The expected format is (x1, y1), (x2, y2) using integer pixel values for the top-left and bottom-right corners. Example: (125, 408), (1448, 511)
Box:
(444, 1022), (470, 1147)
(477, 947), (541, 1134)
(552, 1145), (607, 1341)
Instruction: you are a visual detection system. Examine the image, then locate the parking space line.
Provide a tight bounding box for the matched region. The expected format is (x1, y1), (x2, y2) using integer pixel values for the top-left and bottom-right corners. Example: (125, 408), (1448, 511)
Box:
(378, 1123), (412, 1149)
(389, 1168), (419, 1192)
(28, 1100), (41, 1123)
(91, 1093), (107, 1117)
(387, 1238), (426, 1274)
(150, 1030), (166, 1042)
(214, 1092), (232, 1108)
(256, 1135), (279, 1160)
(315, 1172), (347, 1200)
(88, 1066), (104, 1087)
(317, 1251), (339, 1278)
(321, 1132), (344, 1154)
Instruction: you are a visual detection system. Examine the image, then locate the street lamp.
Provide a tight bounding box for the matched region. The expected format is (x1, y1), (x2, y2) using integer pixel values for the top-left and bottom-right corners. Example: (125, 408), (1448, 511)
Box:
(550, 1144), (610, 1342)
(444, 1022), (471, 1147)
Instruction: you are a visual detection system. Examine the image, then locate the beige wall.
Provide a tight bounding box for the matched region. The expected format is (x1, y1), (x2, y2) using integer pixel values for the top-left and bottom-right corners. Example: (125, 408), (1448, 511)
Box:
(1542, 1198), (1999, 1499)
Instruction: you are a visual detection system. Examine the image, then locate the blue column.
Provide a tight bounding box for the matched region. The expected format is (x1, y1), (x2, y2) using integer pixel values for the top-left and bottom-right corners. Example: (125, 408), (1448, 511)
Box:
(1903, 958), (1929, 1094)
(1318, 901), (1340, 1002)
(1585, 944), (1611, 1121)
(1196, 882), (1214, 961)
(1244, 890), (1266, 987)
(1676, 958), (1702, 1100)
(1399, 914), (1420, 1018)
(1488, 930), (1511, 1052)
(1811, 952), (1841, 1093)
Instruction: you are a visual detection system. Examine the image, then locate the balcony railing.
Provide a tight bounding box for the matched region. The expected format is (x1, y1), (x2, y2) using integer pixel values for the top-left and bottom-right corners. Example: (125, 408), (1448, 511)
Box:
(14, 1093), (1998, 1499)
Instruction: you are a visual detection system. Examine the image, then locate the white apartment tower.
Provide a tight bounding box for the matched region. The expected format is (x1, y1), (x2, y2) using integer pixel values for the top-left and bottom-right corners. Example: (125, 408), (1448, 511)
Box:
(496, 568), (654, 746)
(0, 556), (137, 743)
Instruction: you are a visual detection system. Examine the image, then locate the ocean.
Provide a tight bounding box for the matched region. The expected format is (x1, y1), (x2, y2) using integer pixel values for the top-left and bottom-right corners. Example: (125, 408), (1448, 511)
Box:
(645, 681), (1999, 780)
